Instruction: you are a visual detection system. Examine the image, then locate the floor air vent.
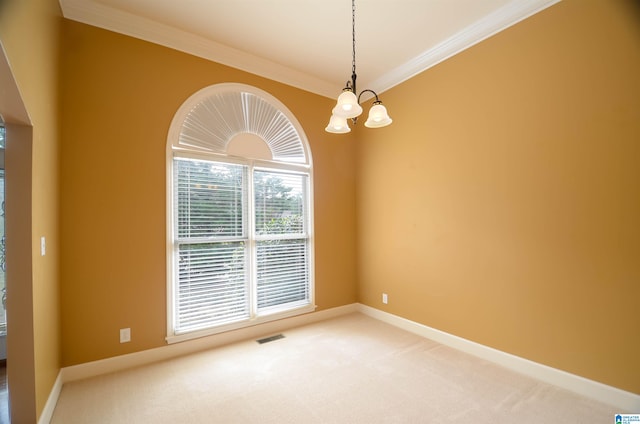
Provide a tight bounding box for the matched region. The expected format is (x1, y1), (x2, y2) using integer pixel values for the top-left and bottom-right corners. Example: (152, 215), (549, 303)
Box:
(256, 334), (285, 344)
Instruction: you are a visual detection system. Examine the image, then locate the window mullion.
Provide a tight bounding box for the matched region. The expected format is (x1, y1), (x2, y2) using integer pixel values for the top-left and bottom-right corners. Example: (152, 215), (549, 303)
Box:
(247, 163), (257, 320)
(176, 235), (246, 244)
(254, 233), (307, 242)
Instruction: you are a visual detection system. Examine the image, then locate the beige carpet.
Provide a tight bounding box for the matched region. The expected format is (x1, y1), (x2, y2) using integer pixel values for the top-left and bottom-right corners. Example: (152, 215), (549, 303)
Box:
(51, 313), (618, 423)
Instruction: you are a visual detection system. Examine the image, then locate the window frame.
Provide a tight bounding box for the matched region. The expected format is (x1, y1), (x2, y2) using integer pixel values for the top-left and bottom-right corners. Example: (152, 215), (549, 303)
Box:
(166, 84), (314, 344)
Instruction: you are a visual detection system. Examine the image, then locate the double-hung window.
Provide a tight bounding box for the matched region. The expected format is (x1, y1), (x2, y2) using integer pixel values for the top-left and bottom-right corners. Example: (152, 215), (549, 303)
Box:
(167, 84), (314, 342)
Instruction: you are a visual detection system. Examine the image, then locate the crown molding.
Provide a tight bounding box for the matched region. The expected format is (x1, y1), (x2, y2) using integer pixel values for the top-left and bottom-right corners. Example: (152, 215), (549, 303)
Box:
(368, 0), (562, 95)
(60, 0), (560, 100)
(59, 0), (338, 98)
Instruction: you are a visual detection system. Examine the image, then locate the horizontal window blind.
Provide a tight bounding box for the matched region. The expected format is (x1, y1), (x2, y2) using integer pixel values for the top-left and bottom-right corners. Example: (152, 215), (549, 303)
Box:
(172, 158), (311, 337)
(254, 170), (306, 236)
(177, 242), (248, 332)
(254, 170), (309, 312)
(176, 159), (245, 238)
(174, 158), (248, 333)
(257, 239), (309, 311)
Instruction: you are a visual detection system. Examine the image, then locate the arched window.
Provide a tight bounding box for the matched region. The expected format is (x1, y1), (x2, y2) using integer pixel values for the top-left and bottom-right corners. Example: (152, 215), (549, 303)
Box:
(166, 83), (314, 343)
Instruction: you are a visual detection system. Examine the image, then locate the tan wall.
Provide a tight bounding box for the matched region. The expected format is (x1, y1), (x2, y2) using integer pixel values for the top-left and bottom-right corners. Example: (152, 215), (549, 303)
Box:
(59, 20), (358, 366)
(357, 0), (640, 394)
(5, 0), (637, 414)
(0, 0), (61, 421)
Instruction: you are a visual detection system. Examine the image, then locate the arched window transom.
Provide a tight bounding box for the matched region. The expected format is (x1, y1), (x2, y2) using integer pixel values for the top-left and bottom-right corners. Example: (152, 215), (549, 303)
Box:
(170, 83), (310, 165)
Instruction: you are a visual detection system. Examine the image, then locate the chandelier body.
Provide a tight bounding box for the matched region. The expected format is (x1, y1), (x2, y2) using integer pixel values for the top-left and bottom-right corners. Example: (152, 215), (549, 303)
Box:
(325, 0), (392, 134)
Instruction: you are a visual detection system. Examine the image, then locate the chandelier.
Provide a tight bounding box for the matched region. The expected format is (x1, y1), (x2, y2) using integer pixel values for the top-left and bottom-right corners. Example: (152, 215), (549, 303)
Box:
(325, 0), (393, 134)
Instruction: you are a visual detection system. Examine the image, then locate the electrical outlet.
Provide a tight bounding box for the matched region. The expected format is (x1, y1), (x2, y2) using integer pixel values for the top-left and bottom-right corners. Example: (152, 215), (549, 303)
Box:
(120, 328), (131, 343)
(382, 293), (388, 304)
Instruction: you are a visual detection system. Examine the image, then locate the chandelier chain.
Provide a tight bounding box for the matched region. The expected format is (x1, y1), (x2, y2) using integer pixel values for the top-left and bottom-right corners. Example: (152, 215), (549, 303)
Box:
(351, 0), (356, 77)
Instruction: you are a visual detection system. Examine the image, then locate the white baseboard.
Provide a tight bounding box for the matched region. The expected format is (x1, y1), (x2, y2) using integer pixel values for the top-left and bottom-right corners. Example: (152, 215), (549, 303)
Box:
(61, 303), (357, 384)
(46, 302), (638, 421)
(357, 303), (640, 412)
(38, 370), (63, 424)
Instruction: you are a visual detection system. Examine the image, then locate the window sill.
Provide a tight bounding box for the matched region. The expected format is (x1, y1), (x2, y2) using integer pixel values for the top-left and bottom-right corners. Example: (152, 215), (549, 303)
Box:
(166, 303), (316, 345)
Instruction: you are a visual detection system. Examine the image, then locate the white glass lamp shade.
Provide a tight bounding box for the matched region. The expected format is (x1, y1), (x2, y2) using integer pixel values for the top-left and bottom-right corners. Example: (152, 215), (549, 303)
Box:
(325, 114), (351, 133)
(332, 90), (363, 119)
(364, 102), (393, 128)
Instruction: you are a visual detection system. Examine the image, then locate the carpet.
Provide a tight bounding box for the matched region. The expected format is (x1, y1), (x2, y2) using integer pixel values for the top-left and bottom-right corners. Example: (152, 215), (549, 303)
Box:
(50, 313), (618, 423)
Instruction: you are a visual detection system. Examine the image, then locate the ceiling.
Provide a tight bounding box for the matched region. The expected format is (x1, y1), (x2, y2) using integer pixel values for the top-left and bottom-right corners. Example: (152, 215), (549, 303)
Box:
(59, 0), (560, 99)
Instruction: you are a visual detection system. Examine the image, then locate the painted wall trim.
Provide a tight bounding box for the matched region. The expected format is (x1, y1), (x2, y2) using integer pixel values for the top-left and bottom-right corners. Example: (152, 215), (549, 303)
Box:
(57, 0), (336, 98)
(60, 303), (357, 384)
(38, 371), (63, 424)
(368, 0), (561, 95)
(357, 304), (640, 412)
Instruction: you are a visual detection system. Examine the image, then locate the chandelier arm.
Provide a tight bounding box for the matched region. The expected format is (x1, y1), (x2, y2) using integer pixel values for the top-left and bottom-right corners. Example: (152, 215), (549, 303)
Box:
(357, 89), (381, 104)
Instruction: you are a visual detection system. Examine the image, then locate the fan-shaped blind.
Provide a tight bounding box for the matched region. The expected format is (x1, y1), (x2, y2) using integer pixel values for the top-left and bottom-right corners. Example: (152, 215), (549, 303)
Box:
(176, 89), (308, 164)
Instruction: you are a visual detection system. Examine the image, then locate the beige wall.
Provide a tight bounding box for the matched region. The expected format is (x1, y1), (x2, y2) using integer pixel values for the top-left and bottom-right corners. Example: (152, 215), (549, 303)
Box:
(357, 0), (640, 394)
(0, 0), (61, 421)
(59, 20), (358, 367)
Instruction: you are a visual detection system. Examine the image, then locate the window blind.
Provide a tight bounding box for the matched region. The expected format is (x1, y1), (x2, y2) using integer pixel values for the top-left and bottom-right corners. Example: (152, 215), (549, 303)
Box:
(177, 242), (248, 332)
(172, 158), (311, 336)
(254, 170), (305, 236)
(176, 159), (245, 238)
(174, 158), (248, 333)
(254, 170), (309, 312)
(257, 239), (308, 311)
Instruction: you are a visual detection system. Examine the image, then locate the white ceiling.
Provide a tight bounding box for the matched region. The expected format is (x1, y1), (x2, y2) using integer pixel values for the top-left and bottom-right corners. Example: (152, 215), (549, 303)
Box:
(59, 0), (560, 99)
